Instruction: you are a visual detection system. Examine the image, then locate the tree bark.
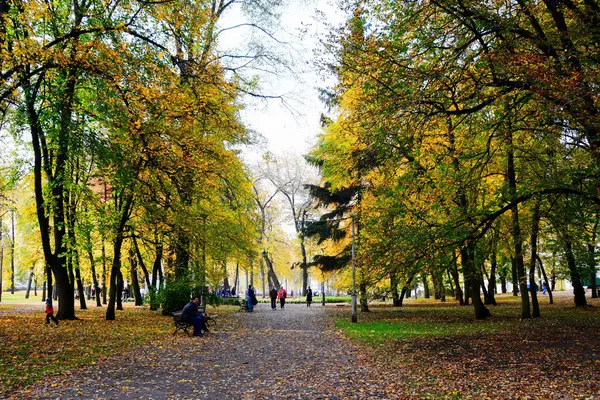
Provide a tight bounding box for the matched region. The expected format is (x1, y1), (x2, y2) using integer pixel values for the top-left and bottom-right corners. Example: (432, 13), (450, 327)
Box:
(262, 251), (280, 290)
(529, 199), (541, 317)
(537, 254), (553, 304)
(486, 236), (497, 305)
(129, 247), (142, 306)
(398, 276), (414, 307)
(511, 257), (519, 296)
(450, 258), (464, 305)
(10, 209), (15, 294)
(422, 274), (430, 298)
(564, 239), (587, 307)
(390, 272), (400, 306)
(462, 243), (490, 320)
(102, 238), (107, 305)
(25, 268), (34, 299)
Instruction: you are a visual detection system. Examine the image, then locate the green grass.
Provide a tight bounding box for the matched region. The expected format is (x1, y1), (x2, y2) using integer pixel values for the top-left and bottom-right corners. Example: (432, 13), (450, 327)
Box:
(332, 293), (600, 344)
(0, 290), (45, 303)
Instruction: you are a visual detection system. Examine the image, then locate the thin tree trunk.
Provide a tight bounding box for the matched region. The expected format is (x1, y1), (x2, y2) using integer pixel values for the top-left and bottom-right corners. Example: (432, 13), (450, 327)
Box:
(529, 199), (541, 318)
(537, 254), (553, 304)
(42, 280), (46, 301)
(116, 270), (124, 310)
(507, 130), (530, 319)
(511, 257), (519, 296)
(450, 258), (464, 305)
(486, 236), (497, 305)
(25, 268), (34, 298)
(102, 239), (107, 305)
(129, 248), (142, 306)
(262, 251), (280, 290)
(390, 271), (400, 306)
(10, 209), (15, 294)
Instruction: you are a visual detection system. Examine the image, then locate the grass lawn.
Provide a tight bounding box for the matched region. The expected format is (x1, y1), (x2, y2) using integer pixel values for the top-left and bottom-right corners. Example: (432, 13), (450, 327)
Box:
(0, 295), (237, 398)
(330, 293), (600, 399)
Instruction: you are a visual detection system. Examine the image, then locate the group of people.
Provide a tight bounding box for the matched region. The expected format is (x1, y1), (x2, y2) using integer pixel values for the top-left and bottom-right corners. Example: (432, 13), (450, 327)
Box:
(244, 285), (314, 312)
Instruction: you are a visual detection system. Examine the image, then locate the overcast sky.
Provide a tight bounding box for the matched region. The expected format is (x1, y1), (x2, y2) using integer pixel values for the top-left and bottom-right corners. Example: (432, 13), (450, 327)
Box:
(218, 0), (346, 161)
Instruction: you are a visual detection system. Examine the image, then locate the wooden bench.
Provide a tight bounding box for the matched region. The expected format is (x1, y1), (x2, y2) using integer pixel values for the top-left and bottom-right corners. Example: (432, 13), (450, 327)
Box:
(172, 311), (193, 336)
(172, 310), (218, 336)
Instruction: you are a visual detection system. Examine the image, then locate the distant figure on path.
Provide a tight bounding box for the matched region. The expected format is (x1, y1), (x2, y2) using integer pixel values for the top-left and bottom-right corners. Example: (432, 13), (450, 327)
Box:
(45, 298), (59, 326)
(306, 287), (313, 307)
(182, 298), (208, 337)
(269, 287), (277, 310)
(246, 285), (256, 312)
(278, 287), (287, 309)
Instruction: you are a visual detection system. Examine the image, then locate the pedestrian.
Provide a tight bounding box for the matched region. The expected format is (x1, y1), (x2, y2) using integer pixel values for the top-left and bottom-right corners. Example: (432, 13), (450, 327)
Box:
(45, 298), (59, 326)
(278, 286), (287, 309)
(306, 287), (313, 307)
(269, 287), (277, 310)
(246, 285), (256, 312)
(542, 281), (547, 295)
(181, 297), (209, 337)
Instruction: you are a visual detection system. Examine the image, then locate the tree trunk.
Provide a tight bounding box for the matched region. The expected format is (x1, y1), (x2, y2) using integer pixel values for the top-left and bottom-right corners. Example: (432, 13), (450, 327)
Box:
(564, 239), (587, 307)
(102, 241), (108, 304)
(537, 255), (553, 305)
(450, 258), (464, 305)
(462, 243), (490, 320)
(10, 209), (15, 294)
(359, 279), (369, 312)
(529, 199), (541, 318)
(390, 272), (400, 306)
(86, 239), (102, 307)
(588, 243), (598, 299)
(25, 268), (34, 299)
(42, 280), (46, 302)
(129, 248), (143, 306)
(262, 251), (280, 290)
(74, 251), (87, 310)
(222, 260), (230, 292)
(106, 194), (134, 320)
(149, 242), (162, 311)
(588, 214), (598, 298)
(422, 274), (430, 298)
(398, 276), (413, 307)
(233, 263), (239, 296)
(116, 270), (124, 310)
(300, 237), (308, 296)
(506, 130), (531, 319)
(486, 237), (497, 305)
(511, 257), (519, 296)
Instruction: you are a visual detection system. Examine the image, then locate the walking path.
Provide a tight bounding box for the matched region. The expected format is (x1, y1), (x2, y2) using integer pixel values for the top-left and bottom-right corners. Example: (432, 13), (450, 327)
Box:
(20, 304), (389, 399)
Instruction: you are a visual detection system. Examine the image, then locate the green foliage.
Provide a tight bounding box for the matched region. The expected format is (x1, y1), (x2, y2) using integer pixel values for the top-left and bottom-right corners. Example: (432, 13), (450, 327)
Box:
(157, 279), (193, 315)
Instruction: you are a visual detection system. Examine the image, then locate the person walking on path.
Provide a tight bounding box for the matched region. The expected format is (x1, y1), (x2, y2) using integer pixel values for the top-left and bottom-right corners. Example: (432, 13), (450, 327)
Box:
(278, 287), (287, 309)
(246, 285), (256, 312)
(182, 298), (209, 337)
(45, 298), (59, 326)
(306, 287), (313, 307)
(269, 287), (277, 310)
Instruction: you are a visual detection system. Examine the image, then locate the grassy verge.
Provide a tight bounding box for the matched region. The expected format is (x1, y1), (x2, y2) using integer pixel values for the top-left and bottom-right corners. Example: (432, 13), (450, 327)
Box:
(0, 301), (237, 397)
(330, 294), (600, 398)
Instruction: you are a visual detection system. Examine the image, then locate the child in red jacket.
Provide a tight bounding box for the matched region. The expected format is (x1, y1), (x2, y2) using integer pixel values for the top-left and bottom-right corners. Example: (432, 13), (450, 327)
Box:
(45, 298), (59, 325)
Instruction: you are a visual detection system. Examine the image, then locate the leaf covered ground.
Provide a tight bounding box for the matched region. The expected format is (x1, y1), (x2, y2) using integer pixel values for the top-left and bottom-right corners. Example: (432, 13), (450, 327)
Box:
(2, 294), (600, 399)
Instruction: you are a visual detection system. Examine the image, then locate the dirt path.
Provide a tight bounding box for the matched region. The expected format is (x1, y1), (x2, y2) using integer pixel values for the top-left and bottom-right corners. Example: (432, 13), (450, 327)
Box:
(19, 304), (387, 399)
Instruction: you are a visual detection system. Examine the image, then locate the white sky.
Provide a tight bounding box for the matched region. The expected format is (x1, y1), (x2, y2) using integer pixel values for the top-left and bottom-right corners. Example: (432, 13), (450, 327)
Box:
(218, 0), (346, 161)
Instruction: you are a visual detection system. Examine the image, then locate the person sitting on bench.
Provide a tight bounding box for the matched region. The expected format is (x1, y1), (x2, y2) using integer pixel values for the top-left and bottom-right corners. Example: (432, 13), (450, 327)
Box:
(181, 297), (209, 337)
